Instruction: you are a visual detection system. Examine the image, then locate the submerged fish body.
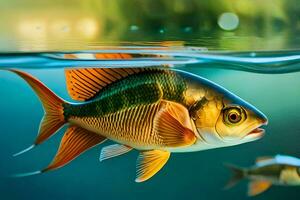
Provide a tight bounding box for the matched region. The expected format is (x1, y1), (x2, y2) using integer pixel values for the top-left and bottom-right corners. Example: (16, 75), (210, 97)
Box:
(225, 155), (300, 196)
(7, 67), (267, 182)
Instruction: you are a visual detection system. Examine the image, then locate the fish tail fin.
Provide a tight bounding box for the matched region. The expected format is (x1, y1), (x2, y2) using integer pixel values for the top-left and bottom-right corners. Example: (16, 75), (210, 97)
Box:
(10, 70), (67, 156)
(11, 170), (42, 178)
(224, 163), (246, 190)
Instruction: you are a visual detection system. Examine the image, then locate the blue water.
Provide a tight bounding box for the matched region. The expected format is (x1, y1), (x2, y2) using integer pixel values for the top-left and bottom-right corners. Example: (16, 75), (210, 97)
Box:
(0, 47), (300, 199)
(2, 48), (300, 73)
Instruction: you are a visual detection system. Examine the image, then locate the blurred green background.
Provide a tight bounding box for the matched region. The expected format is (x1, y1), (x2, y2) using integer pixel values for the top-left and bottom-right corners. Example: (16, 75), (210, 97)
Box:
(0, 0), (300, 51)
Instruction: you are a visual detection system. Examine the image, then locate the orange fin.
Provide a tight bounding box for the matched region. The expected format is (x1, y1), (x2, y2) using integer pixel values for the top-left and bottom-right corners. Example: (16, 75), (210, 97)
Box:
(64, 53), (134, 60)
(43, 126), (106, 172)
(63, 53), (166, 60)
(99, 144), (132, 162)
(248, 180), (272, 196)
(10, 70), (67, 156)
(65, 68), (146, 101)
(135, 150), (170, 182)
(94, 53), (133, 59)
(154, 100), (196, 147)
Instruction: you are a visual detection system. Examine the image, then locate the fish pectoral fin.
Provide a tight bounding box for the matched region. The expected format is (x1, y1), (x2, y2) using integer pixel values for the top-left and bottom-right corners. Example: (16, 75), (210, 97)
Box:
(135, 150), (170, 183)
(154, 100), (196, 147)
(248, 180), (272, 196)
(43, 126), (107, 172)
(99, 144), (133, 162)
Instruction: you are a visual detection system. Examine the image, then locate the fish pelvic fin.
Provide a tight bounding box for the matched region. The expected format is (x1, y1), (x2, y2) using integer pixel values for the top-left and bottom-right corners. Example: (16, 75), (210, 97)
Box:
(99, 144), (133, 162)
(10, 70), (67, 155)
(224, 163), (246, 190)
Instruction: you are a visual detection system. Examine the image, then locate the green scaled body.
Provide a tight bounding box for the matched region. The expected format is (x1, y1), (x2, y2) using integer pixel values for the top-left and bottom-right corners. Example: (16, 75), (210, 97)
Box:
(63, 70), (187, 119)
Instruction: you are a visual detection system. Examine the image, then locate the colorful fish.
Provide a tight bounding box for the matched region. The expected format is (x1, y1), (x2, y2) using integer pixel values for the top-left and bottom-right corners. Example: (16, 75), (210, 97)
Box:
(225, 155), (300, 196)
(8, 66), (267, 182)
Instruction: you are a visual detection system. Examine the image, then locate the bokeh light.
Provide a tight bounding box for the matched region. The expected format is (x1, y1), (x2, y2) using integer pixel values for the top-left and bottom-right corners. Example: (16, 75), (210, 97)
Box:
(50, 19), (71, 37)
(18, 19), (47, 39)
(76, 18), (99, 38)
(218, 12), (239, 31)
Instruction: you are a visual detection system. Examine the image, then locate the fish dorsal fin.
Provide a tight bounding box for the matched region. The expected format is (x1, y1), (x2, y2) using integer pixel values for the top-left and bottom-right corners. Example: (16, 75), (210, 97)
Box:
(43, 126), (107, 172)
(248, 180), (272, 196)
(136, 150), (170, 182)
(65, 68), (146, 101)
(154, 100), (196, 147)
(274, 155), (300, 166)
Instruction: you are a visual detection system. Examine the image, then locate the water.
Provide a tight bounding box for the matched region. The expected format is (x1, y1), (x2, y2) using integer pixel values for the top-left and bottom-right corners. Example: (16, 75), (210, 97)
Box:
(2, 48), (300, 73)
(0, 47), (300, 200)
(1, 0), (300, 199)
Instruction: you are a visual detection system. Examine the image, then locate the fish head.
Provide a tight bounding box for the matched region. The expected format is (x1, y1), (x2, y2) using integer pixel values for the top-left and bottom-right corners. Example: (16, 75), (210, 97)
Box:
(189, 86), (268, 148)
(180, 70), (268, 150)
(214, 95), (268, 144)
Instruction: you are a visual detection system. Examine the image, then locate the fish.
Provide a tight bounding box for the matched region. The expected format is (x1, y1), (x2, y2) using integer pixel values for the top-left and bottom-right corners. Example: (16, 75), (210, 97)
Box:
(6, 66), (268, 182)
(225, 154), (300, 196)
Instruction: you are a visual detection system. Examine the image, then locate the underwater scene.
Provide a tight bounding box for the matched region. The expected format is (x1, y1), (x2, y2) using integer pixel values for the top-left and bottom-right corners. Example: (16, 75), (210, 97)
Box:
(1, 0), (300, 199)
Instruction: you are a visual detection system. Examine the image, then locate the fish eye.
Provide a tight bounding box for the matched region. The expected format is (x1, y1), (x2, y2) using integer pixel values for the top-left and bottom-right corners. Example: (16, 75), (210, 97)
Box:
(223, 106), (245, 125)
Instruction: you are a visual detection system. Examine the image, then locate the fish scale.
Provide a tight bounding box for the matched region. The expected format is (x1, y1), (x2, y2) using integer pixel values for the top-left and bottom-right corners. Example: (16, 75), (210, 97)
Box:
(69, 102), (164, 149)
(63, 70), (186, 119)
(62, 71), (187, 148)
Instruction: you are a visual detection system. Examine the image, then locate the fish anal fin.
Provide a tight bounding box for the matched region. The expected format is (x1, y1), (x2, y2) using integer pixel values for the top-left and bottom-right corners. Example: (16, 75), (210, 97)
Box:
(136, 150), (170, 182)
(99, 144), (133, 162)
(65, 68), (146, 101)
(154, 100), (196, 147)
(248, 180), (272, 196)
(43, 126), (106, 172)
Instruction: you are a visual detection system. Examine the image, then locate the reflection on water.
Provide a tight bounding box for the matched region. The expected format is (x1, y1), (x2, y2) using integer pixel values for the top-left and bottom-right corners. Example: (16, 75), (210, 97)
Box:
(1, 46), (300, 74)
(1, 55), (300, 200)
(0, 0), (300, 51)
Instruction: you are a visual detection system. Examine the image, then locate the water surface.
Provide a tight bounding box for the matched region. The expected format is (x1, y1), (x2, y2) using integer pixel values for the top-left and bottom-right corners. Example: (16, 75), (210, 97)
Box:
(0, 46), (300, 200)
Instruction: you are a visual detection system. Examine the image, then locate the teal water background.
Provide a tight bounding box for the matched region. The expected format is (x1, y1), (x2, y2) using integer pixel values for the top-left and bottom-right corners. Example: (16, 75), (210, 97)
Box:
(1, 0), (300, 199)
(1, 60), (300, 199)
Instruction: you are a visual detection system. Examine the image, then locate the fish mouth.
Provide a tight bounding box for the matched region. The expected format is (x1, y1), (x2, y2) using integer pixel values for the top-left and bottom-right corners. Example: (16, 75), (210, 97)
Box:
(243, 127), (265, 141)
(243, 117), (268, 141)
